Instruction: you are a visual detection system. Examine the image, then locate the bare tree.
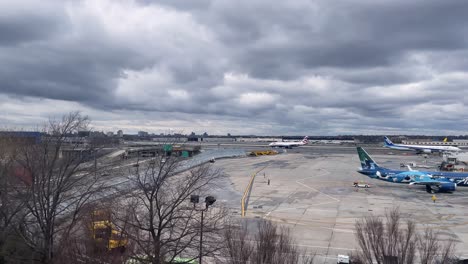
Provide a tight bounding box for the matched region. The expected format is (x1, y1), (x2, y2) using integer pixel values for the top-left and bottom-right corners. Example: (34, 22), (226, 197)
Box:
(115, 152), (226, 264)
(418, 228), (439, 264)
(222, 220), (315, 264)
(251, 220), (315, 264)
(14, 112), (106, 263)
(50, 202), (132, 264)
(418, 228), (458, 264)
(353, 208), (458, 264)
(222, 221), (253, 264)
(438, 238), (458, 264)
(0, 134), (32, 263)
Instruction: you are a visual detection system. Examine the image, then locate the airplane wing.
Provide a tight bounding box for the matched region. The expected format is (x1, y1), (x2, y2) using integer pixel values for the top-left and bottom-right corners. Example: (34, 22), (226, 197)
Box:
(409, 180), (444, 186)
(409, 176), (452, 185)
(409, 177), (457, 193)
(406, 171), (438, 185)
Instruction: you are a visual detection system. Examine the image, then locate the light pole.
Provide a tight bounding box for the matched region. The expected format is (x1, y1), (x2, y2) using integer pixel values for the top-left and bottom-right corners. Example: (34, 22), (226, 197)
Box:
(190, 195), (216, 264)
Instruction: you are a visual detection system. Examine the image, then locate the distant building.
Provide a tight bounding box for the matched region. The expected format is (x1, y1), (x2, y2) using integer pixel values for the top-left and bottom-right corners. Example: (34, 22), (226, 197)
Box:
(117, 130), (123, 137)
(188, 132), (198, 142)
(152, 137), (187, 143)
(90, 131), (106, 138)
(0, 131), (42, 145)
(138, 131), (149, 137)
(78, 131), (91, 137)
(200, 137), (236, 143)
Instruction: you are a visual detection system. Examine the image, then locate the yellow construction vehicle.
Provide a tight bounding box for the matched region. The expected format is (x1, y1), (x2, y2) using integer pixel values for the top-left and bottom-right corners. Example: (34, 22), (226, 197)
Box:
(249, 150), (278, 156)
(91, 210), (128, 251)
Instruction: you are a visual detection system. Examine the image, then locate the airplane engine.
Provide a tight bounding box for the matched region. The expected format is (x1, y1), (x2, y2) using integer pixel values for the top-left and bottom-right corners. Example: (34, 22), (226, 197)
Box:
(422, 149), (432, 154)
(425, 182), (457, 193)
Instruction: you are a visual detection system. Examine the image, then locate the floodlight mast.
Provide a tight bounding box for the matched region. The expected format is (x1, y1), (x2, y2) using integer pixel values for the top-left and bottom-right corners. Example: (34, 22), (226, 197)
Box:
(190, 195), (216, 264)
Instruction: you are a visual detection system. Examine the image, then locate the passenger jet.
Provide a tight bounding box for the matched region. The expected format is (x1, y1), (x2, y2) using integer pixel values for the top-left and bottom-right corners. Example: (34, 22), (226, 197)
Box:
(269, 136), (309, 148)
(384, 136), (461, 154)
(357, 147), (468, 193)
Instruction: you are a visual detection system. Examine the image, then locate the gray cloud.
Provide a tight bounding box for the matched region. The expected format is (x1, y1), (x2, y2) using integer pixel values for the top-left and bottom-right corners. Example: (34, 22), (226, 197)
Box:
(0, 1), (68, 45)
(0, 0), (468, 135)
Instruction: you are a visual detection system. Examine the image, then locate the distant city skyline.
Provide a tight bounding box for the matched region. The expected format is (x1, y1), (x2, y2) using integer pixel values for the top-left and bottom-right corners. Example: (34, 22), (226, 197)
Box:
(1, 0), (468, 135)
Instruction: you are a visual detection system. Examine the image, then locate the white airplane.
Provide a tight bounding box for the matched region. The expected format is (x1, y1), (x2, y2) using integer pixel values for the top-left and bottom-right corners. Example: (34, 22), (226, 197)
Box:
(384, 136), (461, 154)
(269, 136), (309, 148)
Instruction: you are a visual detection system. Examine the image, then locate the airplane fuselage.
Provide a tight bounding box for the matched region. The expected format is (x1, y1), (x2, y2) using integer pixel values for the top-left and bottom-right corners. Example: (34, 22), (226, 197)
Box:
(385, 144), (460, 153)
(383, 136), (461, 153)
(358, 168), (468, 186)
(357, 146), (468, 193)
(269, 136), (308, 148)
(269, 142), (304, 148)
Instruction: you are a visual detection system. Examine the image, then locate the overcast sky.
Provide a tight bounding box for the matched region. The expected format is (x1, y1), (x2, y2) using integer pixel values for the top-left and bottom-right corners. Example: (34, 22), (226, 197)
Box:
(1, 0), (468, 135)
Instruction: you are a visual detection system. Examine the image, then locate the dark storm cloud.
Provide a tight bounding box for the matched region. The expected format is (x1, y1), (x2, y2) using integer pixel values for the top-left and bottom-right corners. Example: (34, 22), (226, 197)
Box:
(0, 1), (155, 107)
(0, 1), (68, 45)
(1, 0), (468, 134)
(0, 42), (136, 107)
(0, 16), (64, 45)
(204, 0), (468, 78)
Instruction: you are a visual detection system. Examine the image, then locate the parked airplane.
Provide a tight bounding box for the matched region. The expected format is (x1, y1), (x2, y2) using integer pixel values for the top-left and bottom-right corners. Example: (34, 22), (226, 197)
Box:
(269, 136), (309, 148)
(357, 147), (468, 193)
(383, 136), (461, 154)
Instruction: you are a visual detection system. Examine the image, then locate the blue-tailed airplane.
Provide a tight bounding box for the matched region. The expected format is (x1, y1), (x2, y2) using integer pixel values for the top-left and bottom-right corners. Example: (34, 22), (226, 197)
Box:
(357, 147), (468, 193)
(383, 136), (461, 154)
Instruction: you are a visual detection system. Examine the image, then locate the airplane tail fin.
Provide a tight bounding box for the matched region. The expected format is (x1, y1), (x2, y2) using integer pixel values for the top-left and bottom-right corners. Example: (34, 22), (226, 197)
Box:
(302, 136), (309, 144)
(384, 136), (394, 146)
(357, 147), (380, 170)
(443, 137), (448, 142)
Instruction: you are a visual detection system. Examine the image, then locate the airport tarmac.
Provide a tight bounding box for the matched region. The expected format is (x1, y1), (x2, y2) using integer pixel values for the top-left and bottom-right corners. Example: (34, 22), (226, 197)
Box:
(213, 148), (468, 263)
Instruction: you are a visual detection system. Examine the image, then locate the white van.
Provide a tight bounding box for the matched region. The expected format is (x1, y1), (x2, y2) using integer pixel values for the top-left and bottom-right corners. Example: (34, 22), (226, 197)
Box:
(337, 254), (350, 264)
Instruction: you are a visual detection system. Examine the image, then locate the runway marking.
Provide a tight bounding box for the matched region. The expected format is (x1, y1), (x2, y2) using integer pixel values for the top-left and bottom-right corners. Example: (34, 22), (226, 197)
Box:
(342, 195), (371, 199)
(320, 227), (355, 233)
(296, 181), (340, 202)
(265, 168), (340, 217)
(295, 244), (356, 251)
(305, 201), (338, 207)
(264, 216), (357, 227)
(268, 206), (338, 217)
(229, 238), (357, 252)
(261, 165), (359, 259)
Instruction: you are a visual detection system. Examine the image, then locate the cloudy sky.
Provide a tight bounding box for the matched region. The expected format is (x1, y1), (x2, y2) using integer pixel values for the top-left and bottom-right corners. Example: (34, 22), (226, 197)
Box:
(1, 0), (468, 135)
